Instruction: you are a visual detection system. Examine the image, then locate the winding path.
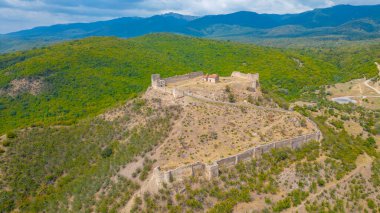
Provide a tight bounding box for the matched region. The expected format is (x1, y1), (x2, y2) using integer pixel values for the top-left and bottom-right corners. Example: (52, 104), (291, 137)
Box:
(364, 79), (380, 95)
(332, 62), (380, 104)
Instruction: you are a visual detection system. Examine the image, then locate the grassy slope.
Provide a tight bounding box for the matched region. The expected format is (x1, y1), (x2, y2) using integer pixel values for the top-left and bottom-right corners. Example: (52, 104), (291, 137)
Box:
(0, 33), (378, 134)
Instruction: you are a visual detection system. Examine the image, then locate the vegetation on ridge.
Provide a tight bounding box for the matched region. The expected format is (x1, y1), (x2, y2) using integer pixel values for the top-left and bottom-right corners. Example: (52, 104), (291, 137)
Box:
(0, 33), (378, 133)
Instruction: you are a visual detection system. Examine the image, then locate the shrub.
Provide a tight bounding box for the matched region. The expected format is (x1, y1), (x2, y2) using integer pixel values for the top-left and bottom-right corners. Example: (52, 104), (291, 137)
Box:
(364, 137), (376, 148)
(273, 197), (291, 212)
(228, 93), (236, 103)
(247, 95), (254, 104)
(317, 178), (325, 187)
(2, 140), (11, 147)
(225, 86), (231, 93)
(186, 198), (203, 209)
(300, 119), (307, 127)
(101, 147), (113, 158)
(6, 132), (17, 139)
(374, 123), (380, 135)
(0, 191), (15, 212)
(330, 120), (344, 129)
(289, 189), (309, 206)
(367, 199), (376, 209)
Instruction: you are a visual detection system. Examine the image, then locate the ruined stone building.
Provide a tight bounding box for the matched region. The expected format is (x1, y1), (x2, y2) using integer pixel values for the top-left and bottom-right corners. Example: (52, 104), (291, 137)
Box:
(151, 74), (166, 88)
(231, 71), (259, 90)
(202, 74), (220, 83)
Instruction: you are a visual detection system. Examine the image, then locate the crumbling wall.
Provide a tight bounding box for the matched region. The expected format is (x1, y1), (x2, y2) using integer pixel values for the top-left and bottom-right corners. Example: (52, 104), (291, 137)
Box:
(231, 71), (259, 81)
(217, 156), (237, 168)
(153, 131), (322, 186)
(236, 149), (254, 163)
(151, 72), (203, 89)
(172, 88), (185, 99)
(151, 74), (162, 89)
(231, 71), (259, 89)
(163, 72), (204, 84)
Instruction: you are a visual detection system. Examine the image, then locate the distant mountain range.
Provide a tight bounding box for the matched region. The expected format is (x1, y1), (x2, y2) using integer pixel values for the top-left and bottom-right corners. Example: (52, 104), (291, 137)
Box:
(1, 4), (380, 53)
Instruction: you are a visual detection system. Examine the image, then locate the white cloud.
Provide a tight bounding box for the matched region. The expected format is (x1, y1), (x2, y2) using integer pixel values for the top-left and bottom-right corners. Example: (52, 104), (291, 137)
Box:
(0, 0), (379, 33)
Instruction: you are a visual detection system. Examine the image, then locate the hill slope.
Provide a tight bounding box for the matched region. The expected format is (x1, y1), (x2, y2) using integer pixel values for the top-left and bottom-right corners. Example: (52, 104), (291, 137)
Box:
(1, 5), (380, 53)
(0, 34), (379, 134)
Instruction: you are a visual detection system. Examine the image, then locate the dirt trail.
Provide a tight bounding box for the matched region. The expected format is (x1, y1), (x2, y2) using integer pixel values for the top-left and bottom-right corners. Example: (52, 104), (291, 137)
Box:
(121, 171), (159, 212)
(363, 62), (380, 95)
(121, 111), (187, 212)
(288, 154), (373, 212)
(364, 79), (380, 95)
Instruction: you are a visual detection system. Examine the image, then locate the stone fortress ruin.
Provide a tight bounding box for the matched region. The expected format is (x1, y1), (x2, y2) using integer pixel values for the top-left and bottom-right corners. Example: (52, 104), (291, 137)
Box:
(151, 71), (204, 89)
(151, 71), (260, 101)
(149, 71), (321, 187)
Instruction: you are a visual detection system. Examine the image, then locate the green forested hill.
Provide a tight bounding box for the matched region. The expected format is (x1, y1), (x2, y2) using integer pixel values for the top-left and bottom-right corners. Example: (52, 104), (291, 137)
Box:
(0, 33), (380, 212)
(0, 33), (378, 133)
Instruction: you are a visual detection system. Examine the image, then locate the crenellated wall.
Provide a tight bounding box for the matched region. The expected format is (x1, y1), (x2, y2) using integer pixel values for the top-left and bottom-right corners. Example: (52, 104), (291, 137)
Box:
(153, 131), (321, 187)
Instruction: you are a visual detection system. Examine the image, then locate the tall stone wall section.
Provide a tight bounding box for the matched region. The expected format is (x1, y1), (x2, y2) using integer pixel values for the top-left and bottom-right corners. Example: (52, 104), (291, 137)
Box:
(163, 72), (204, 84)
(153, 131), (321, 187)
(231, 71), (259, 81)
(151, 72), (203, 89)
(231, 71), (259, 89)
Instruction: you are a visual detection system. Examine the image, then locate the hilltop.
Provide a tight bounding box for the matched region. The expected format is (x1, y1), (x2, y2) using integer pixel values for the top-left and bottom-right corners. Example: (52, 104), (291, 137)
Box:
(0, 33), (379, 212)
(0, 33), (379, 134)
(0, 65), (378, 212)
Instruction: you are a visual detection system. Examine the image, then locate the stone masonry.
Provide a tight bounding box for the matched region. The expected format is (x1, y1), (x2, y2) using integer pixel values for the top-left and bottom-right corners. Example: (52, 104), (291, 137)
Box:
(152, 131), (322, 188)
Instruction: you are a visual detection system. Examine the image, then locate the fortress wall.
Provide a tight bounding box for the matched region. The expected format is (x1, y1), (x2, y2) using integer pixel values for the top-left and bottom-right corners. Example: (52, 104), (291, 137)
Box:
(172, 88), (185, 99)
(275, 139), (292, 149)
(154, 86), (171, 94)
(154, 131), (321, 187)
(192, 163), (206, 176)
(205, 163), (219, 180)
(217, 155), (238, 168)
(236, 149), (254, 162)
(254, 146), (263, 158)
(170, 165), (193, 181)
(231, 71), (259, 81)
(151, 74), (161, 88)
(261, 143), (276, 154)
(163, 72), (204, 84)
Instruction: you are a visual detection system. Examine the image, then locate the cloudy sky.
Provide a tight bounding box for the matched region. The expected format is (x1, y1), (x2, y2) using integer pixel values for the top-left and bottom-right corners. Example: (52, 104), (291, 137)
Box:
(0, 0), (379, 34)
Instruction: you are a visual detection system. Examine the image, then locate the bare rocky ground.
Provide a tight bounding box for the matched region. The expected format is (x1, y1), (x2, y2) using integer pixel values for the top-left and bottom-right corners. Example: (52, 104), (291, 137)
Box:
(113, 76), (321, 212)
(156, 93), (315, 170)
(166, 76), (262, 104)
(95, 74), (378, 212)
(146, 76), (316, 170)
(326, 63), (380, 110)
(0, 77), (44, 97)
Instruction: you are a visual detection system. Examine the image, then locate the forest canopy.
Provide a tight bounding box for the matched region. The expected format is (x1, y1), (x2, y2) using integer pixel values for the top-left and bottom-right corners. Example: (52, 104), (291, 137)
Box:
(0, 33), (378, 133)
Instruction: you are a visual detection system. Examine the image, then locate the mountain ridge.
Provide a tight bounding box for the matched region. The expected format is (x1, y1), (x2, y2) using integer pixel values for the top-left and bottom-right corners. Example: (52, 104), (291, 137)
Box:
(1, 4), (380, 53)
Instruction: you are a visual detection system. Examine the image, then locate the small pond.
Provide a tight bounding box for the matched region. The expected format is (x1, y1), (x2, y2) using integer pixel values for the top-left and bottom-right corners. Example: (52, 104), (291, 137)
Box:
(331, 97), (357, 104)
